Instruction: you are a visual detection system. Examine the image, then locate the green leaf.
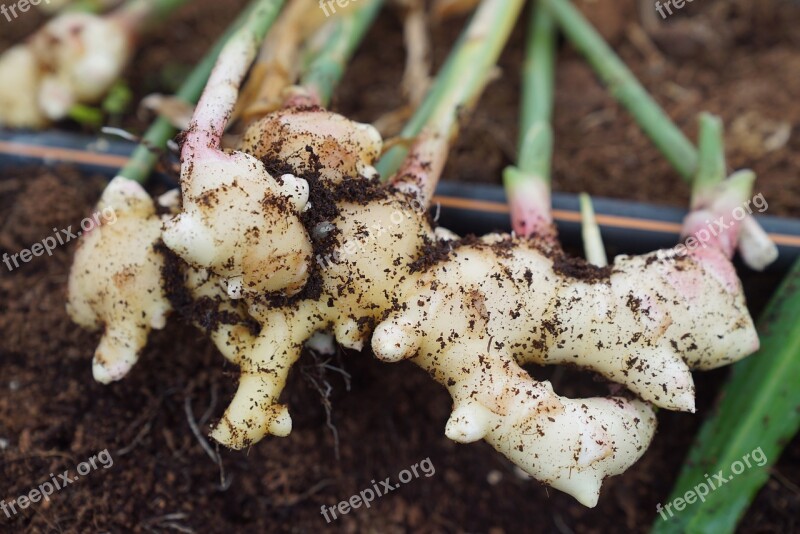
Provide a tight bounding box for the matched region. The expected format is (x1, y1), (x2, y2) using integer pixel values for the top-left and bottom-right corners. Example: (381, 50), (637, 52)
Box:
(68, 104), (104, 128)
(652, 259), (800, 534)
(102, 81), (133, 116)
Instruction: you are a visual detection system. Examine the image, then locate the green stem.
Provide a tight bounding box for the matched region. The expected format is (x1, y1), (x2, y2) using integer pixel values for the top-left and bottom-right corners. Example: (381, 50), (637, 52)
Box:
(518, 3), (556, 178)
(503, 2), (557, 240)
(541, 0), (698, 180)
(299, 0), (384, 107)
(117, 0), (269, 183)
(651, 259), (800, 534)
(184, 0), (285, 157)
(692, 112), (725, 205)
(543, 0), (777, 269)
(580, 193), (607, 266)
(375, 0), (525, 181)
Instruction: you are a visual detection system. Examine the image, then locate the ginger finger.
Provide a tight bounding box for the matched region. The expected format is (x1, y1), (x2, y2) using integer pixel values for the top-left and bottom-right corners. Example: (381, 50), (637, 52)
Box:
(67, 177), (171, 383)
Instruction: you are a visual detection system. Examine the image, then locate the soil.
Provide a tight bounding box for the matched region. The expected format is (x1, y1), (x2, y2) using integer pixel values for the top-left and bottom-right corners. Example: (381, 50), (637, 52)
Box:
(1, 0), (800, 533)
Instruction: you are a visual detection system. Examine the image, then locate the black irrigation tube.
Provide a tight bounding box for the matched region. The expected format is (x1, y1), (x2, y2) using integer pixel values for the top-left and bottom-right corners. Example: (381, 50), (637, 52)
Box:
(2, 129), (800, 274)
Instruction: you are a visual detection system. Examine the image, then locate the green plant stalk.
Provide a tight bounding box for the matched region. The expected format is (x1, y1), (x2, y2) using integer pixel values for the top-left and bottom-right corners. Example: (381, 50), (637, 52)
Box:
(542, 0), (777, 269)
(651, 259), (800, 534)
(375, 0), (525, 180)
(540, 0), (698, 180)
(117, 0), (277, 183)
(691, 112), (725, 208)
(579, 193), (607, 267)
(517, 2), (556, 179)
(300, 0), (384, 107)
(695, 113), (725, 190)
(685, 113), (756, 247)
(503, 2), (557, 240)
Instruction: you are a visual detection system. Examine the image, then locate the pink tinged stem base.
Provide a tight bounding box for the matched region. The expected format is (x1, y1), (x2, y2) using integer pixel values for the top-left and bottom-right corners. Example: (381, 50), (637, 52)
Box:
(390, 128), (450, 208)
(181, 16), (265, 166)
(681, 210), (741, 260)
(282, 85), (323, 109)
(681, 170), (757, 261)
(504, 168), (556, 243)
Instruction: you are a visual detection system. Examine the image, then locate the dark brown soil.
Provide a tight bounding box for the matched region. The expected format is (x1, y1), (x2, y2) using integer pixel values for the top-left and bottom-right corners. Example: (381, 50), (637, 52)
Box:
(1, 0), (799, 533)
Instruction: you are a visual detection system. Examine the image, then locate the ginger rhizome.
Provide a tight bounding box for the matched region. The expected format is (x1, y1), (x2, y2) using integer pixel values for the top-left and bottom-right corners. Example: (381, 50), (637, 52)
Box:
(66, 0), (761, 508)
(214, 108), (756, 506)
(87, 134), (658, 507)
(69, 107), (757, 508)
(67, 177), (171, 384)
(0, 0), (184, 128)
(0, 11), (132, 128)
